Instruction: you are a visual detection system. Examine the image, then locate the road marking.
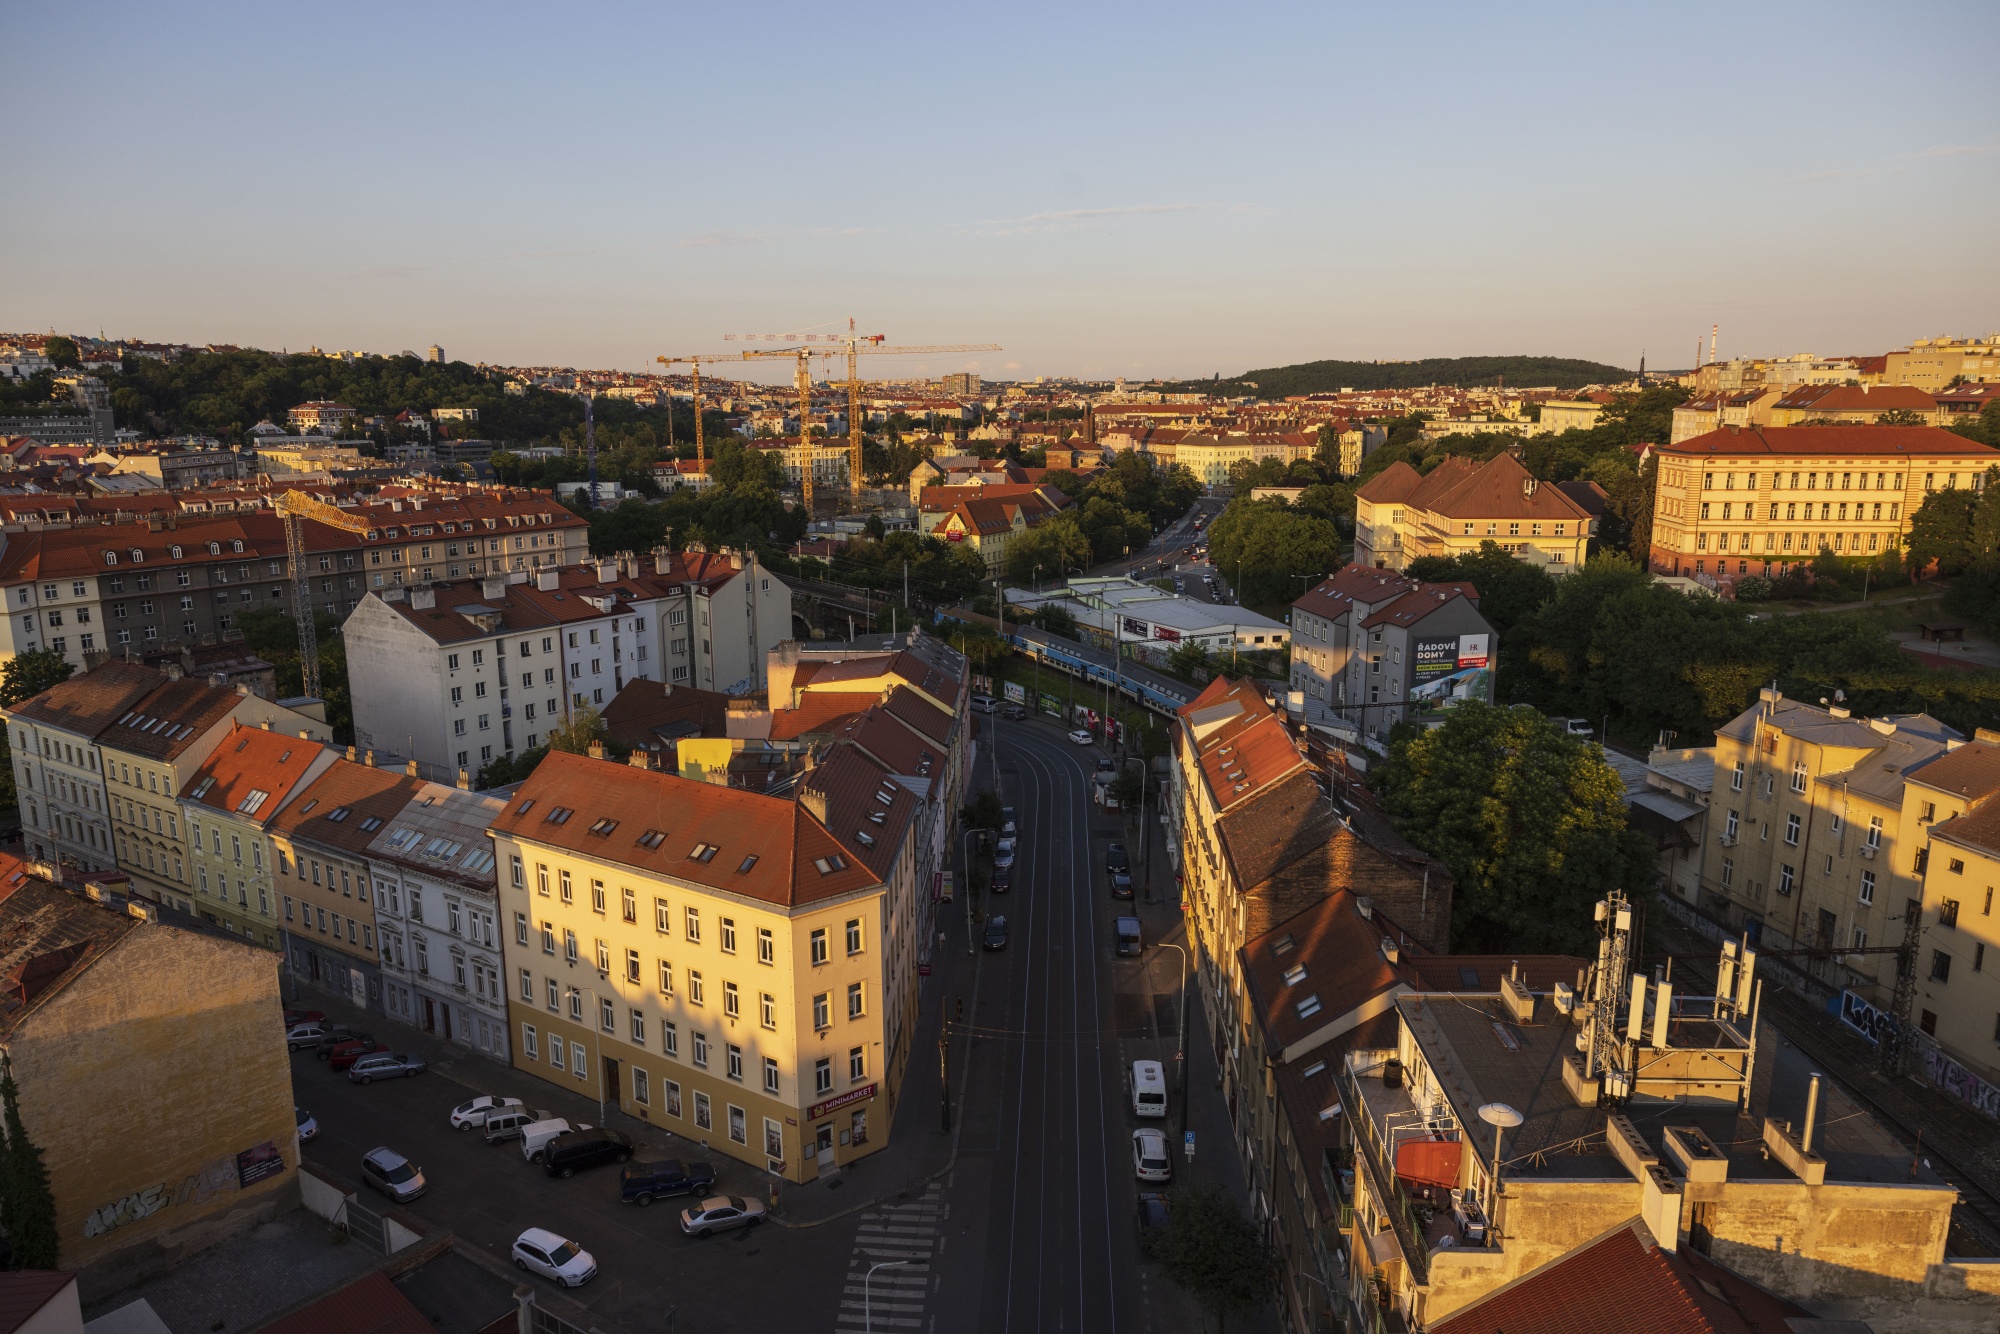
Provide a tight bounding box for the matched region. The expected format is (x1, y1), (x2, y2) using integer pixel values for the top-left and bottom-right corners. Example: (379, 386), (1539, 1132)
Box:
(834, 1182), (946, 1332)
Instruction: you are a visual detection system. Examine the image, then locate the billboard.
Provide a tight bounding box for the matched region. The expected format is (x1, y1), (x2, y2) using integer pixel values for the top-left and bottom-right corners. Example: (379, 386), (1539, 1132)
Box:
(1003, 680), (1027, 704)
(1413, 633), (1491, 683)
(1153, 625), (1182, 644)
(1122, 616), (1150, 639)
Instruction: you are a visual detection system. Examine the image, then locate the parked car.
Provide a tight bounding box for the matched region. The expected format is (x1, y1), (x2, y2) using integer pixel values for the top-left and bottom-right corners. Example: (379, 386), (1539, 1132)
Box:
(983, 916), (1010, 950)
(360, 1147), (426, 1202)
(620, 1160), (718, 1206)
(347, 1051), (427, 1084)
(1110, 871), (1133, 900)
(1067, 728), (1094, 745)
(990, 865), (1013, 894)
(679, 1195), (766, 1237)
(328, 1038), (387, 1070)
(314, 1027), (370, 1059)
(482, 1109), (536, 1145)
(1106, 843), (1130, 874)
(1000, 817), (1017, 837)
(520, 1118), (585, 1164)
(1136, 1191), (1172, 1256)
(283, 1008), (325, 1028)
(1001, 705), (1027, 721)
(1096, 757), (1116, 773)
(512, 1227), (596, 1288)
(1131, 1128), (1172, 1183)
(994, 837), (1017, 870)
(543, 1128), (635, 1179)
(1115, 916), (1142, 956)
(971, 694), (999, 713)
(1565, 718), (1594, 737)
(450, 1095), (526, 1131)
(295, 1107), (319, 1142)
(1001, 805), (1015, 827)
(284, 1023), (326, 1051)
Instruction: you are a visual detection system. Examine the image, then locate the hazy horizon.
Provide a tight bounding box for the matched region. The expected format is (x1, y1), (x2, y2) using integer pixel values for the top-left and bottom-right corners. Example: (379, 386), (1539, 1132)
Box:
(4, 2), (1995, 385)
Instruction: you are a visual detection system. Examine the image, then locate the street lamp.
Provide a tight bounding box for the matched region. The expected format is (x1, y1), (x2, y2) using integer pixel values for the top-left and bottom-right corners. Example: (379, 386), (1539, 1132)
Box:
(865, 1260), (909, 1332)
(1156, 942), (1190, 1141)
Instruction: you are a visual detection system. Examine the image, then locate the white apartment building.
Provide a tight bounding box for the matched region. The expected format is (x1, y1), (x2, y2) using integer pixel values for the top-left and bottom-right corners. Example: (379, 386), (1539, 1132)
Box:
(3, 660), (162, 874)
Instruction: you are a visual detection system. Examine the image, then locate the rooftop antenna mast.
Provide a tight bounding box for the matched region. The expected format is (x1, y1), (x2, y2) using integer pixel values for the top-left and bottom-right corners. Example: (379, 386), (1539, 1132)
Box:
(582, 389), (598, 509)
(1585, 890), (1635, 1101)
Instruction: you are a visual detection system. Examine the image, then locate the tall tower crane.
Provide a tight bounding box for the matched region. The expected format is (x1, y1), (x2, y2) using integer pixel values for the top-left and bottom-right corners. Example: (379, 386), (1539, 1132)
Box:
(272, 490), (374, 699)
(653, 354), (738, 476)
(721, 328), (1000, 504)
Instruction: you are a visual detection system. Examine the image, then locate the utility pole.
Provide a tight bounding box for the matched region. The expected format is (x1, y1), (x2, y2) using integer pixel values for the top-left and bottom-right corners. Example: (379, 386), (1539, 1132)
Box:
(938, 1020), (952, 1131)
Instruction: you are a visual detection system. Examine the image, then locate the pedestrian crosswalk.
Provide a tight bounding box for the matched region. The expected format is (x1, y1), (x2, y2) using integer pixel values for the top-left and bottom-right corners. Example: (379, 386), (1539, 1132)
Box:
(834, 1181), (945, 1332)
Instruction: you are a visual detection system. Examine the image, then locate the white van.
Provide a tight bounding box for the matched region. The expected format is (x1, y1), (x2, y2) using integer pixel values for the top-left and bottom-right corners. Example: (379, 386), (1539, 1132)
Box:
(520, 1117), (587, 1164)
(1131, 1060), (1168, 1118)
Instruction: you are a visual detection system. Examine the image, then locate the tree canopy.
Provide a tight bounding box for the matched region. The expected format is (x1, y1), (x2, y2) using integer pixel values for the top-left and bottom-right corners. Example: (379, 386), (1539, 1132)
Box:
(1004, 514), (1096, 586)
(1161, 355), (1633, 397)
(1203, 497), (1342, 610)
(1158, 1184), (1276, 1334)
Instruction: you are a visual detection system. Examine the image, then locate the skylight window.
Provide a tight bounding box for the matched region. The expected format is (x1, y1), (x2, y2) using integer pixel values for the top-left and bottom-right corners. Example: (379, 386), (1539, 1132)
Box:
(326, 806), (351, 822)
(298, 799), (317, 815)
(238, 789), (270, 815)
(1282, 964), (1307, 987)
(1271, 933), (1296, 955)
(1301, 1059), (1327, 1079)
(586, 817), (619, 837)
(855, 831), (875, 847)
(191, 777), (214, 799)
(516, 798), (535, 815)
(688, 843), (719, 863)
(636, 829), (667, 850)
(462, 849), (495, 874)
(736, 854), (759, 875)
(812, 852), (848, 875)
(1294, 995), (1322, 1019)
(359, 816), (383, 831)
(544, 806), (573, 825)
(868, 811), (885, 824)
(1458, 967), (1482, 987)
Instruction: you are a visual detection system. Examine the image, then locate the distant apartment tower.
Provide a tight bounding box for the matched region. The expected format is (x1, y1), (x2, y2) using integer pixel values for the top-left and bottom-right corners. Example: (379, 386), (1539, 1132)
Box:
(940, 372), (981, 396)
(428, 344), (444, 364)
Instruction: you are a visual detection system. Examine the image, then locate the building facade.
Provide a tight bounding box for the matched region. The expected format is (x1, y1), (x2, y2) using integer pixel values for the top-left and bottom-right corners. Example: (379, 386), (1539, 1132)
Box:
(181, 725), (338, 950)
(1288, 563), (1493, 740)
(1354, 453), (1596, 575)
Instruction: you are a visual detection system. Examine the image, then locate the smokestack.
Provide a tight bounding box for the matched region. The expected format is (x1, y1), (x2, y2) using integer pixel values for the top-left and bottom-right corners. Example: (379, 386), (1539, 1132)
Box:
(1709, 324), (1718, 366)
(1802, 1073), (1822, 1154)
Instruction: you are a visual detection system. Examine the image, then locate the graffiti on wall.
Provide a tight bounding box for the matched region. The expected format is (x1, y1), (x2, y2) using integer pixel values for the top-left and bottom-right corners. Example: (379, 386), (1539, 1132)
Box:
(82, 1140), (283, 1240)
(1922, 1044), (2000, 1122)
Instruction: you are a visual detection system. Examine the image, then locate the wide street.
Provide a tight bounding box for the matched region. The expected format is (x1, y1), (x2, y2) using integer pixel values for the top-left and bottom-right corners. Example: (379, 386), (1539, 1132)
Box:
(288, 706), (1255, 1334)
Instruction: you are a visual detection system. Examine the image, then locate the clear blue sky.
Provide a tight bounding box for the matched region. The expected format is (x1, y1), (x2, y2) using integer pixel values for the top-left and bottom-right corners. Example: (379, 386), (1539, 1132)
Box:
(4, 2), (1995, 383)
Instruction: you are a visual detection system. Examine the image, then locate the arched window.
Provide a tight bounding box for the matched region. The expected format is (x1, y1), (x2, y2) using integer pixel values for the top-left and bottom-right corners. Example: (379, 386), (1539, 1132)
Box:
(231, 540), (243, 553)
(207, 542), (220, 555)
(170, 545), (183, 559)
(104, 551), (118, 566)
(129, 548), (143, 563)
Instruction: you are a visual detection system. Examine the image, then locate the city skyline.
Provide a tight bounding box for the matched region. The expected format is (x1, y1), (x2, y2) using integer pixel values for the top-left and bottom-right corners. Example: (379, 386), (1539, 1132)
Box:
(3, 2), (1996, 383)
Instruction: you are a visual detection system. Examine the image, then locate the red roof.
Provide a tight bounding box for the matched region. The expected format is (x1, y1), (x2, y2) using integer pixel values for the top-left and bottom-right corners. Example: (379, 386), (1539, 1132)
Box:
(256, 1270), (433, 1334)
(0, 1271), (75, 1334)
(181, 724), (329, 822)
(1662, 425), (1997, 460)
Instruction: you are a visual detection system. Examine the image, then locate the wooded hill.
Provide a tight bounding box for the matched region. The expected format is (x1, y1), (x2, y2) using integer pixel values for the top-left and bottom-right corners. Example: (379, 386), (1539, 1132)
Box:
(1166, 354), (1634, 397)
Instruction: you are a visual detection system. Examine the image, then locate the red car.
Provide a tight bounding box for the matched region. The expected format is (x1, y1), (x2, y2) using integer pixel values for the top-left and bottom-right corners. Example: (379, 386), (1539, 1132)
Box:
(284, 1008), (325, 1027)
(328, 1038), (386, 1070)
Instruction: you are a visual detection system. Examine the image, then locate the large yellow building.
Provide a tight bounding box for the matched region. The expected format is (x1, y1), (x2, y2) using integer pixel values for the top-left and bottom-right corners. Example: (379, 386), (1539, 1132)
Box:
(1646, 424), (2000, 594)
(1353, 452), (1597, 574)
(489, 747), (925, 1182)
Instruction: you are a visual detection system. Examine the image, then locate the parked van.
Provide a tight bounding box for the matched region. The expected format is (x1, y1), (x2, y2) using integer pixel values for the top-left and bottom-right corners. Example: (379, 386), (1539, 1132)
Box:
(520, 1117), (586, 1164)
(482, 1109), (537, 1145)
(1131, 1060), (1167, 1117)
(1115, 916), (1142, 956)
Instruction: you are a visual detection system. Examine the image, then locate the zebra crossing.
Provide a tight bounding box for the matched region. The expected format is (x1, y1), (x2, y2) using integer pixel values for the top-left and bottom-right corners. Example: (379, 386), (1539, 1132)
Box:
(834, 1181), (946, 1332)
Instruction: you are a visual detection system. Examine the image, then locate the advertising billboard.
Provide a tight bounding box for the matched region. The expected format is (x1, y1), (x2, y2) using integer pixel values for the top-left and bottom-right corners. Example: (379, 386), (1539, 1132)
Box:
(1153, 625), (1182, 644)
(1122, 616), (1150, 639)
(1003, 680), (1027, 704)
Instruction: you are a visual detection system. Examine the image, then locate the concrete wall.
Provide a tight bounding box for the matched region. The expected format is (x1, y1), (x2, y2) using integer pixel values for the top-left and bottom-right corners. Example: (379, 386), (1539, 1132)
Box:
(344, 597), (452, 773)
(15, 925), (297, 1297)
(1703, 1178), (1953, 1297)
(298, 1162), (348, 1222)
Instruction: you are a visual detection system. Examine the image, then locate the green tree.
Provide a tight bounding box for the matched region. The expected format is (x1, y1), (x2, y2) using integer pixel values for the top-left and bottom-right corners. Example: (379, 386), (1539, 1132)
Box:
(1204, 499), (1342, 609)
(1032, 604), (1079, 637)
(545, 706), (607, 756)
(1158, 1184), (1275, 1334)
(0, 652), (73, 711)
(0, 1063), (58, 1269)
(1904, 487), (1978, 576)
(1876, 409), (1928, 427)
(588, 498), (672, 556)
(1004, 514), (1095, 586)
(1373, 702), (1655, 952)
(41, 337), (79, 370)
(1404, 544), (1558, 639)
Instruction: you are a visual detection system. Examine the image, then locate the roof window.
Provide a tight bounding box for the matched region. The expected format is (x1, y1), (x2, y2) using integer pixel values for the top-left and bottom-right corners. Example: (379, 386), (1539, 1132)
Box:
(688, 842), (719, 863)
(515, 798), (535, 815)
(238, 789), (270, 815)
(1294, 994), (1322, 1019)
(736, 854), (759, 875)
(462, 849), (495, 874)
(298, 799), (318, 814)
(1271, 933), (1295, 955)
(636, 829), (667, 850)
(1458, 967), (1482, 987)
(544, 806), (573, 825)
(855, 831), (875, 847)
(1282, 964), (1307, 987)
(191, 776), (214, 798)
(359, 815), (383, 831)
(868, 811), (885, 824)
(326, 806), (351, 822)
(586, 817), (619, 837)
(1301, 1059), (1327, 1079)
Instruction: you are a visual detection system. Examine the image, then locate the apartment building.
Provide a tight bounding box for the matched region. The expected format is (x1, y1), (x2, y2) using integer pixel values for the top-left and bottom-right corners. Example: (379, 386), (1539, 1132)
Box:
(181, 724), (337, 949)
(1902, 741), (2000, 1090)
(285, 401), (356, 433)
(1694, 690), (1965, 1001)
(490, 746), (925, 1181)
(1288, 563), (1493, 739)
(1353, 453), (1597, 575)
(928, 491), (1067, 576)
(749, 437), (851, 490)
(1670, 389), (1778, 445)
(0, 490), (589, 675)
(1646, 425), (2000, 593)
(5, 661), (172, 875)
(1883, 335), (2000, 392)
(366, 778), (511, 1059)
(1767, 383), (1939, 427)
(345, 551), (790, 778)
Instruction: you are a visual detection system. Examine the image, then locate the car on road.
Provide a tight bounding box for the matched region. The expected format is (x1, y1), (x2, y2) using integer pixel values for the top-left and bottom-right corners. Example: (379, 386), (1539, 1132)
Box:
(1110, 871), (1133, 900)
(512, 1227), (597, 1288)
(990, 864), (1013, 894)
(285, 1022), (327, 1051)
(451, 1095), (526, 1130)
(543, 1128), (635, 1178)
(983, 915), (1010, 950)
(295, 1107), (319, 1142)
(1136, 1191), (1171, 1256)
(994, 837), (1017, 869)
(971, 694), (998, 713)
(284, 1008), (325, 1028)
(621, 1159), (718, 1206)
(1001, 805), (1015, 825)
(313, 1026), (371, 1059)
(1106, 843), (1130, 874)
(680, 1195), (766, 1237)
(1096, 757), (1115, 773)
(1564, 718), (1594, 737)
(360, 1147), (427, 1202)
(1067, 728), (1094, 745)
(1000, 704), (1027, 721)
(1132, 1128), (1173, 1182)
(328, 1038), (387, 1070)
(1001, 816), (1017, 836)
(347, 1051), (427, 1084)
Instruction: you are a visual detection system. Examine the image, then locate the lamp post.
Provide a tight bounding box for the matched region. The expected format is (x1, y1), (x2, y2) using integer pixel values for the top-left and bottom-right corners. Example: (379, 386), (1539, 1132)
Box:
(865, 1260), (909, 1332)
(960, 827), (993, 957)
(1157, 942), (1190, 1141)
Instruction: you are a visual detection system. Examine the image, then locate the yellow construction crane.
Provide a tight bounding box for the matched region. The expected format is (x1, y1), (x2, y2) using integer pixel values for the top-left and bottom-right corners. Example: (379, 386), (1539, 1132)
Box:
(272, 490), (373, 699)
(722, 328), (1000, 506)
(652, 354), (738, 477)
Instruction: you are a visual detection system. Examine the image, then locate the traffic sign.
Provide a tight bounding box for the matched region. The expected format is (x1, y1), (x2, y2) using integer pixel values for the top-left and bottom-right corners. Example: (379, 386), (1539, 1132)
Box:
(1184, 1131), (1196, 1160)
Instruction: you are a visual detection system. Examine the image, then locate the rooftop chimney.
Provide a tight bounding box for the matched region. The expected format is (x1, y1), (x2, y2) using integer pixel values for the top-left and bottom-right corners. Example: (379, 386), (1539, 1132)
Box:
(405, 759), (420, 776)
(537, 569), (560, 592)
(588, 741), (606, 760)
(480, 575), (507, 601)
(410, 586), (436, 610)
(456, 767), (471, 790)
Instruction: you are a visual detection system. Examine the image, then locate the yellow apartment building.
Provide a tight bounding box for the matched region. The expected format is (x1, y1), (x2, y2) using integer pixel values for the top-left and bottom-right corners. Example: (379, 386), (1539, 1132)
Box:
(180, 725), (336, 951)
(490, 747), (924, 1182)
(1909, 740), (2000, 1086)
(1353, 453), (1595, 574)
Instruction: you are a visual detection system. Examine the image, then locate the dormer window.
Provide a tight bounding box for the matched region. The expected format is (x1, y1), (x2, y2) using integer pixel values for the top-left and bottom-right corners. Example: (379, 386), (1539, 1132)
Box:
(208, 542), (220, 555)
(1282, 964), (1307, 987)
(170, 545), (183, 558)
(129, 548), (143, 563)
(104, 552), (117, 566)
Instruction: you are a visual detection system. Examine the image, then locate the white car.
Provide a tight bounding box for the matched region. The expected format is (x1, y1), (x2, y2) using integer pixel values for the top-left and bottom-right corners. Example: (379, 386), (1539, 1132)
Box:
(994, 837), (1017, 869)
(1132, 1128), (1173, 1183)
(512, 1227), (597, 1288)
(295, 1106), (318, 1142)
(450, 1095), (525, 1130)
(1068, 728), (1094, 745)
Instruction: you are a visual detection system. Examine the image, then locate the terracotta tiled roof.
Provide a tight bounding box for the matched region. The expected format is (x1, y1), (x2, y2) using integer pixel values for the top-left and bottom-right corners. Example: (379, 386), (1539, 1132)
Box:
(1774, 383), (1936, 413)
(489, 750), (880, 908)
(1662, 425), (1997, 460)
(1353, 461), (1424, 504)
(601, 680), (730, 751)
(96, 675), (254, 760)
(1177, 678), (1306, 816)
(0, 876), (138, 1040)
(181, 724), (330, 823)
(1291, 564), (1425, 620)
(767, 693), (870, 741)
(1406, 453), (1593, 522)
(256, 1270), (434, 1334)
(2, 660), (162, 736)
(0, 1270), (78, 1334)
(1358, 583), (1479, 630)
(267, 761), (428, 854)
(799, 744), (919, 882)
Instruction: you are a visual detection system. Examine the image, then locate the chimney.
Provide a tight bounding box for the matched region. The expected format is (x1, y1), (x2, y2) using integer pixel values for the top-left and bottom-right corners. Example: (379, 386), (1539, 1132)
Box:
(456, 767), (471, 790)
(800, 785), (829, 827)
(410, 586), (436, 610)
(260, 719), (272, 729)
(405, 759), (420, 776)
(480, 575), (507, 601)
(208, 671), (228, 688)
(588, 741), (607, 760)
(628, 750), (651, 770)
(1802, 1072), (1822, 1153)
(653, 547), (674, 575)
(363, 749), (374, 767)
(596, 559), (617, 584)
(346, 745), (357, 762)
(537, 569), (560, 592)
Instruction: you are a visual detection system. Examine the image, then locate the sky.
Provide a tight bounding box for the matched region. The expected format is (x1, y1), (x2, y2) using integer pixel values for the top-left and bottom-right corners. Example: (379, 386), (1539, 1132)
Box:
(3, 1), (1996, 384)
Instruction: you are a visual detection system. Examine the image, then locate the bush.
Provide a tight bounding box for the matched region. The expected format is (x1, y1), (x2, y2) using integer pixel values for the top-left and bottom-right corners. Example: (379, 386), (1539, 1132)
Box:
(1733, 575), (1773, 602)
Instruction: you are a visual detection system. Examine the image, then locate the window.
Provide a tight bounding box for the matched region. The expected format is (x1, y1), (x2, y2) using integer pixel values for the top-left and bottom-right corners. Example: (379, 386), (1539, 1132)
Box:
(625, 948), (641, 983)
(1725, 809), (1739, 840)
(691, 1091), (711, 1132)
(633, 1065), (650, 1105)
(1951, 859), (1967, 876)
(596, 938), (610, 972)
(1721, 857), (1734, 888)
(522, 1024), (538, 1059)
(1785, 814), (1801, 846)
(1932, 950), (1953, 983)
(560, 869), (572, 903)
(1730, 760), (1745, 792)
(813, 992), (830, 1029)
(814, 1057), (832, 1094)
(1860, 871), (1876, 905)
(810, 928), (828, 965)
(757, 927), (774, 965)
(726, 1043), (743, 1081)
(550, 1038), (565, 1071)
(720, 918), (736, 954)
(723, 981), (740, 1019)
(846, 919), (863, 954)
(563, 928), (578, 962)
(622, 887), (637, 923)
(685, 907), (701, 943)
(1867, 817), (1882, 849)
(541, 921), (555, 954)
(850, 1046), (866, 1081)
(764, 1057), (780, 1094)
(689, 971), (704, 1005)
(515, 912), (529, 945)
(1942, 899), (1961, 929)
(1792, 761), (1807, 794)
(569, 989), (584, 1021)
(662, 1022), (679, 1058)
(692, 1031), (708, 1068)
(536, 864), (549, 896)
(655, 896), (671, 932)
(520, 968), (533, 1001)
(546, 977), (560, 1010)
(630, 1008), (646, 1043)
(572, 1042), (587, 1080)
(848, 981), (864, 1019)
(658, 959), (673, 994)
(1778, 864), (1795, 896)
(591, 879), (606, 912)
(728, 1105), (746, 1145)
(761, 991), (777, 1029)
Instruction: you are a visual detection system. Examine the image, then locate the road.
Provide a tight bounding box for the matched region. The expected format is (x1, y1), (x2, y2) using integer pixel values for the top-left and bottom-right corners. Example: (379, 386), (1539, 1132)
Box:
(287, 712), (1243, 1333)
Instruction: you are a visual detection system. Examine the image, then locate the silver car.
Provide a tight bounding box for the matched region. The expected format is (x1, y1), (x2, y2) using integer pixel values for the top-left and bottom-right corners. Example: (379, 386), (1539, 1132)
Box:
(360, 1146), (426, 1202)
(679, 1194), (767, 1237)
(348, 1051), (428, 1084)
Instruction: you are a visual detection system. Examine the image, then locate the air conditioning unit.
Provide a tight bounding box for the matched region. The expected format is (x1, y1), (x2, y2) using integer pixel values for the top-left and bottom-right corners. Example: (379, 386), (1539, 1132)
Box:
(1859, 844), (1877, 860)
(1718, 834), (1737, 848)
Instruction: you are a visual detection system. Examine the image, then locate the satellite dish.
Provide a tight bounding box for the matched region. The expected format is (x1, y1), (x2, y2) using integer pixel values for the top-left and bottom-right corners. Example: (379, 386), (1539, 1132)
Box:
(1478, 1102), (1524, 1129)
